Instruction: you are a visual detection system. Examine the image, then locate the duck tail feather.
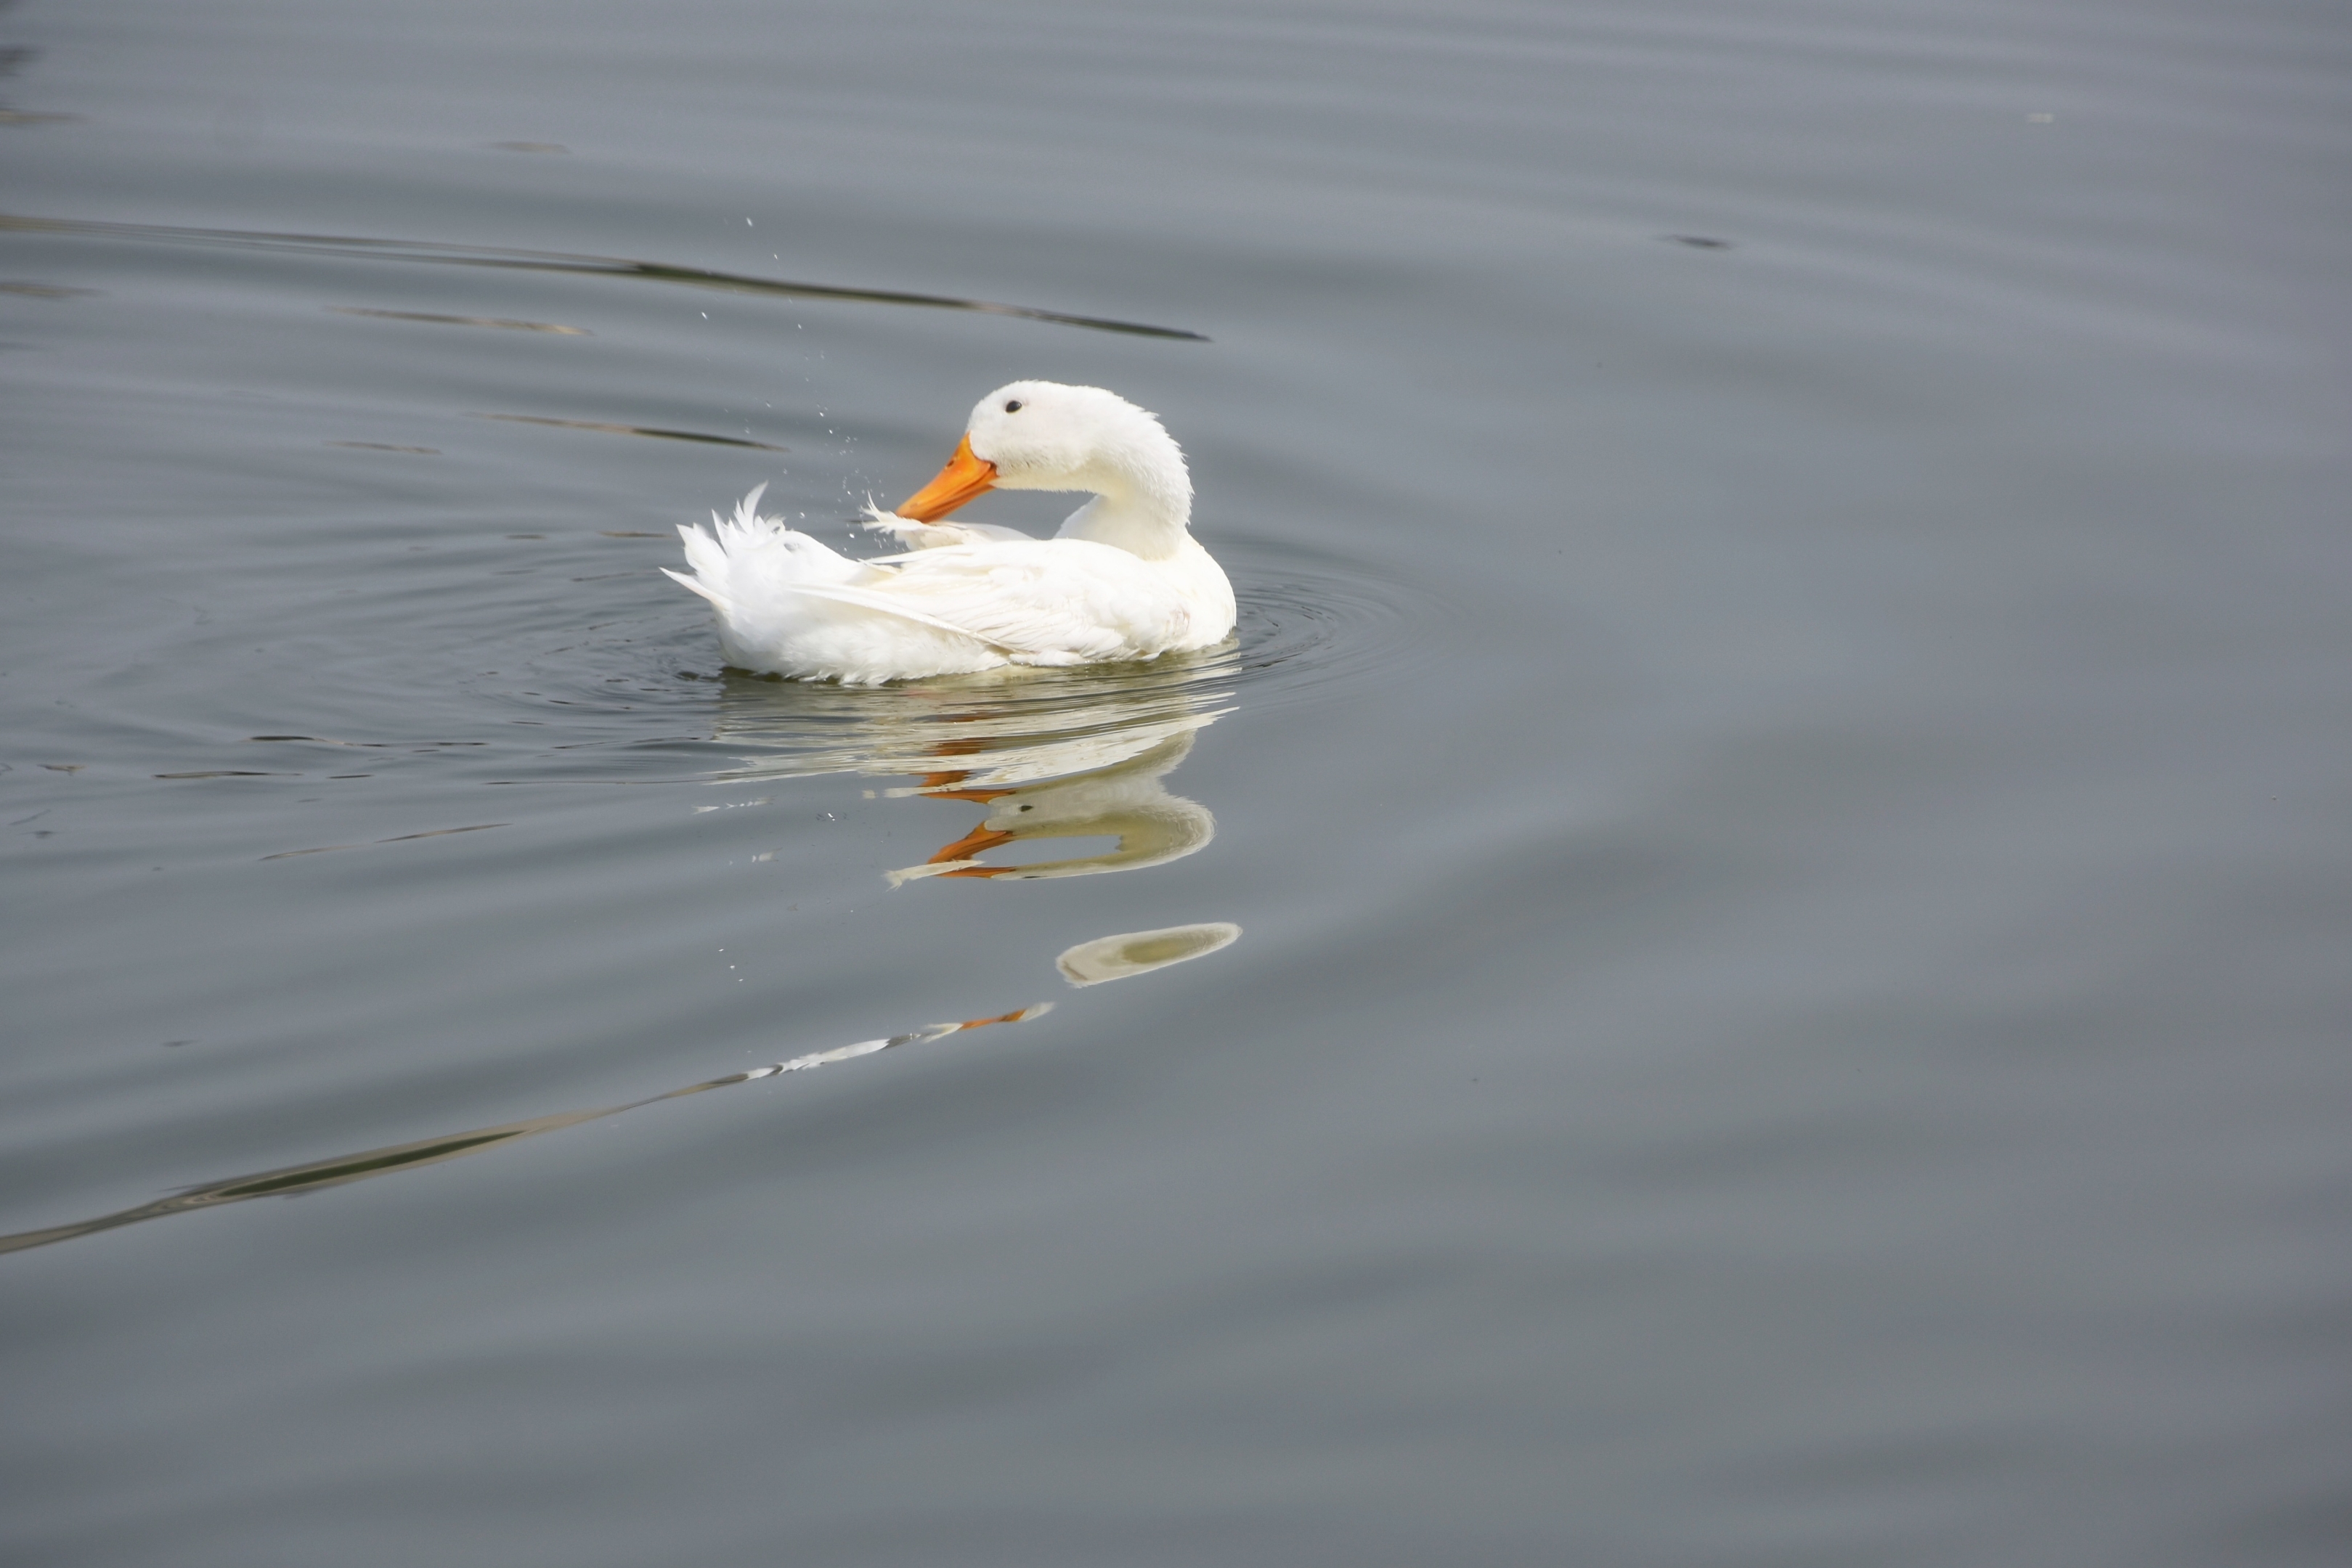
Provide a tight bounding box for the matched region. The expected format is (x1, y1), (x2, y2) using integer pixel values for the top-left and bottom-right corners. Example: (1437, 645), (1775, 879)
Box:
(736, 482), (770, 525)
(675, 522), (733, 582)
(662, 565), (728, 608)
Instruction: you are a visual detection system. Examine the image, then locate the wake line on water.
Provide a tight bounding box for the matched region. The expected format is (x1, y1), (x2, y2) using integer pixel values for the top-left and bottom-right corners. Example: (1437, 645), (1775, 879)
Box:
(0, 1004), (1051, 1258)
(0, 213), (1211, 340)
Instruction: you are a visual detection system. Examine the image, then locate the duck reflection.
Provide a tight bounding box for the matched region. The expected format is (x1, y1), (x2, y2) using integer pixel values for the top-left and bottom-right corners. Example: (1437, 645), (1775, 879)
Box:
(0, 669), (1247, 1259)
(890, 728), (1213, 884)
(1057, 922), (1241, 986)
(706, 657), (1232, 885)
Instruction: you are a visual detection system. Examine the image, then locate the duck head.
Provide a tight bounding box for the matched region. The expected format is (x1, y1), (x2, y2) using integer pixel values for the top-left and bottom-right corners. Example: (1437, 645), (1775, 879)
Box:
(895, 381), (1195, 554)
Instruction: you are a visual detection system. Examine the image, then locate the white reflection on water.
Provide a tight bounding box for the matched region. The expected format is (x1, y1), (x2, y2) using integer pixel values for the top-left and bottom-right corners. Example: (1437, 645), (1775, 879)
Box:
(886, 728), (1216, 885)
(0, 1005), (1053, 1259)
(1057, 923), (1242, 987)
(704, 653), (1234, 884)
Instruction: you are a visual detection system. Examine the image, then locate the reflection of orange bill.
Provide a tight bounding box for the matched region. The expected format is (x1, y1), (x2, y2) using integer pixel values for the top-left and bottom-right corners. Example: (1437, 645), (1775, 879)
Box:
(895, 433), (998, 521)
(927, 822), (1018, 868)
(958, 1005), (1053, 1029)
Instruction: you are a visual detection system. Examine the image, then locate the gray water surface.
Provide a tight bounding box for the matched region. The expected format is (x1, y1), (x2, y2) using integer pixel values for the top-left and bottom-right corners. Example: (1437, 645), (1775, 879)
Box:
(4, 1), (2349, 1563)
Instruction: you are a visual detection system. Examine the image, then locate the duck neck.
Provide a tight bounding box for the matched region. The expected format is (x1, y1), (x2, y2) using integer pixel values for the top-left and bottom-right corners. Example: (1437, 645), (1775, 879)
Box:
(1055, 489), (1194, 560)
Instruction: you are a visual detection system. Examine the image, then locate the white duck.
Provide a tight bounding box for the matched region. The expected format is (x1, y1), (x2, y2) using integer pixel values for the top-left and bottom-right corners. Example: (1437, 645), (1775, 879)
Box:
(665, 381), (1236, 684)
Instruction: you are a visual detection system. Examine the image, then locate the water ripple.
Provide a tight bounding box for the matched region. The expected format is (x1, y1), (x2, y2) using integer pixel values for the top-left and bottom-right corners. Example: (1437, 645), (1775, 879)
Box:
(458, 534), (1437, 783)
(0, 212), (1210, 340)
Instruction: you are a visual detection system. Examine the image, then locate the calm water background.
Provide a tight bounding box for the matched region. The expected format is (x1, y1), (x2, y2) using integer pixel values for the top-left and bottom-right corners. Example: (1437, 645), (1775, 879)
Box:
(4, 1), (2348, 1561)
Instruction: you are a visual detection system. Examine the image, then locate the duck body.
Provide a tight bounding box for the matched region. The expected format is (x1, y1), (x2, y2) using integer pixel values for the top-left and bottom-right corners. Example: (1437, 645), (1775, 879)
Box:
(667, 382), (1235, 685)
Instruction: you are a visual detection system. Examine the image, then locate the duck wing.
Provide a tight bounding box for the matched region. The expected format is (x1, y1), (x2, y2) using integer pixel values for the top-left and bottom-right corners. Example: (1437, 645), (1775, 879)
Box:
(795, 539), (1187, 663)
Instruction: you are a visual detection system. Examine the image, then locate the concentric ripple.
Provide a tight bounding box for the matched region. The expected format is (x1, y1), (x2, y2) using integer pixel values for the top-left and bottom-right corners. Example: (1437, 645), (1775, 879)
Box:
(458, 531), (1439, 785)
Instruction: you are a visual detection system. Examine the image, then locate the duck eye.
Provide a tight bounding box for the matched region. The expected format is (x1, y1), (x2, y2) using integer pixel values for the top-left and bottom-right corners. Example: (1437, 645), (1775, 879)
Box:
(1004, 399), (1022, 413)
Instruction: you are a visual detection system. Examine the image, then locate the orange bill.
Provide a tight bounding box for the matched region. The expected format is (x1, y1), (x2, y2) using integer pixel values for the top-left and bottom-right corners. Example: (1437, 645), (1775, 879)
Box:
(894, 433), (998, 522)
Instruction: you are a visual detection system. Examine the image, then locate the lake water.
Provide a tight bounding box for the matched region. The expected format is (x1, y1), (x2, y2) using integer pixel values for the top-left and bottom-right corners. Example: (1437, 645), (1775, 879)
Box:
(4, 1), (2348, 1562)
